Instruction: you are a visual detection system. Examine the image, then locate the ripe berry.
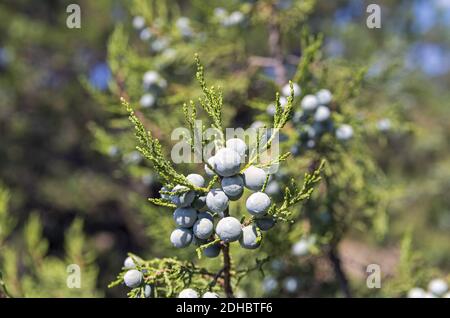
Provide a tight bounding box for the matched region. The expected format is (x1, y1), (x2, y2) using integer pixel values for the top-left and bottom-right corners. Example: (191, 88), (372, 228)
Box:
(215, 217), (242, 242)
(197, 211), (214, 221)
(132, 16), (146, 30)
(428, 279), (448, 297)
(314, 106), (331, 122)
(301, 94), (319, 112)
(214, 148), (242, 177)
(243, 166), (267, 191)
(316, 89), (332, 105)
(193, 218), (214, 240)
(221, 175), (244, 200)
(124, 269), (143, 288)
(124, 256), (136, 269)
(202, 292), (220, 298)
(171, 185), (195, 208)
(239, 225), (261, 249)
(255, 217), (276, 231)
(173, 207), (197, 228)
(204, 156), (216, 176)
(204, 243), (221, 258)
(140, 93), (155, 108)
(206, 188), (229, 213)
(144, 285), (152, 298)
(282, 83), (301, 97)
(192, 195), (207, 210)
(186, 173), (205, 187)
(170, 228), (193, 248)
(143, 70), (159, 88)
(178, 288), (199, 298)
(335, 124), (354, 141)
(226, 138), (247, 158)
(246, 192), (271, 216)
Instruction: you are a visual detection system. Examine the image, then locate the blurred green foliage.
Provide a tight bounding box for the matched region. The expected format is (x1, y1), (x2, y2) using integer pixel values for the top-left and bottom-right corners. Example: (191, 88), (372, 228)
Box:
(0, 0), (448, 297)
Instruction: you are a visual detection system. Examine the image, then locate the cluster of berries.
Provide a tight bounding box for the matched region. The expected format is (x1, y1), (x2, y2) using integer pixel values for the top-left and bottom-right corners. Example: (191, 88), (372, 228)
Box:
(121, 257), (152, 297)
(139, 70), (167, 109)
(213, 8), (245, 27)
(290, 89), (354, 155)
(162, 138), (277, 255)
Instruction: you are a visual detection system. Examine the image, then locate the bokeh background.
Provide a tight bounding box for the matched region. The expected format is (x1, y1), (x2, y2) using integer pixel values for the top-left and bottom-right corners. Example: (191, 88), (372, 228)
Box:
(0, 0), (449, 297)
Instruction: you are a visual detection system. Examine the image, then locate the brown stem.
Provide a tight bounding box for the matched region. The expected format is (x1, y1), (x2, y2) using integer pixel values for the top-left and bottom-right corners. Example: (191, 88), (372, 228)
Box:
(328, 245), (352, 298)
(222, 207), (234, 298)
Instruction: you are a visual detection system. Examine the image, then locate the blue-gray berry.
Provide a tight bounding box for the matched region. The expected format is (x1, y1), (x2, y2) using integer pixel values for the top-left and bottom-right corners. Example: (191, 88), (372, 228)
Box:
(204, 243), (221, 258)
(215, 217), (242, 242)
(144, 285), (152, 298)
(206, 188), (229, 213)
(178, 288), (199, 298)
(316, 89), (332, 105)
(124, 256), (136, 269)
(243, 166), (267, 191)
(171, 185), (195, 207)
(225, 138), (247, 159)
(214, 148), (242, 177)
(170, 228), (193, 248)
(221, 175), (244, 200)
(193, 218), (214, 240)
(246, 192), (271, 216)
(173, 207), (197, 228)
(239, 225), (261, 249)
(255, 217), (276, 231)
(186, 173), (205, 187)
(301, 94), (319, 111)
(124, 269), (143, 288)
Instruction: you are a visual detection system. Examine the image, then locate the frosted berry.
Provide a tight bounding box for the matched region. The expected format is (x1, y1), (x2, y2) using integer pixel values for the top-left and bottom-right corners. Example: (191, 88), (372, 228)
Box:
(239, 225), (261, 249)
(170, 228), (193, 248)
(206, 188), (229, 213)
(221, 175), (244, 200)
(301, 94), (319, 112)
(243, 166), (267, 191)
(226, 138), (247, 159)
(407, 287), (426, 298)
(124, 256), (136, 269)
(335, 124), (354, 141)
(186, 173), (205, 187)
(171, 185), (195, 208)
(246, 192), (271, 216)
(202, 292), (220, 298)
(144, 285), (152, 298)
(139, 93), (155, 108)
(204, 156), (216, 176)
(193, 218), (214, 240)
(314, 106), (331, 122)
(316, 89), (332, 105)
(215, 217), (242, 242)
(214, 147), (242, 177)
(428, 279), (448, 297)
(124, 269), (143, 288)
(178, 288), (199, 298)
(173, 207), (197, 228)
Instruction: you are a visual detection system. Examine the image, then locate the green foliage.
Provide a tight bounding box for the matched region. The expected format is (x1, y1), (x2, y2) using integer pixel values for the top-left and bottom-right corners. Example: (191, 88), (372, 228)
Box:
(0, 184), (100, 297)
